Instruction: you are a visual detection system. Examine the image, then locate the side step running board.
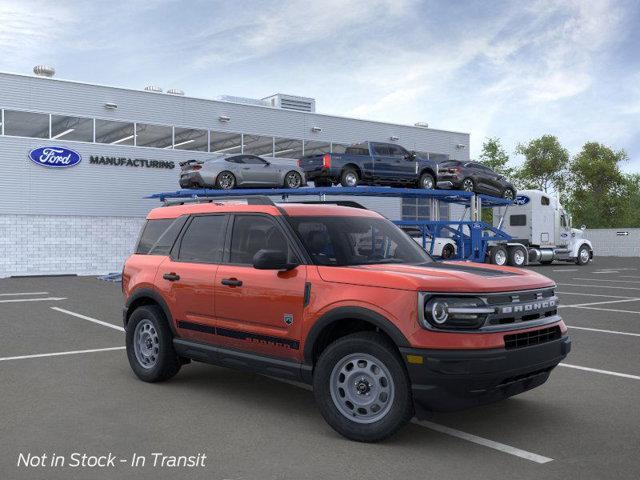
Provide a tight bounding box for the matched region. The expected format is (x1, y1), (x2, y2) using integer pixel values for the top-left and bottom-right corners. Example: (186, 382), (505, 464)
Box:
(173, 338), (312, 384)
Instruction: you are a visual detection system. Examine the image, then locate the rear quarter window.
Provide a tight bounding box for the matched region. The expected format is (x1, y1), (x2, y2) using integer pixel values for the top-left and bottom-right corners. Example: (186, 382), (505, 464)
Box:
(136, 217), (187, 255)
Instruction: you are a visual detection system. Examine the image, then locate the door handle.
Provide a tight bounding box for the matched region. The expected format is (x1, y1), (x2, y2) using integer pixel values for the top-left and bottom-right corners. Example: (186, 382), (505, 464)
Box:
(163, 272), (180, 281)
(221, 278), (243, 287)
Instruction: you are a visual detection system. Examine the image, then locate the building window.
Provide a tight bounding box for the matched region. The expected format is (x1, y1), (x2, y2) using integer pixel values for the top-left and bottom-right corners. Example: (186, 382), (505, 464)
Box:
(95, 119), (135, 145)
(401, 199), (450, 222)
(303, 140), (330, 156)
(173, 127), (208, 151)
(243, 134), (274, 156)
(135, 123), (173, 148)
(273, 137), (303, 159)
(210, 131), (242, 154)
(3, 110), (50, 139)
(50, 114), (94, 142)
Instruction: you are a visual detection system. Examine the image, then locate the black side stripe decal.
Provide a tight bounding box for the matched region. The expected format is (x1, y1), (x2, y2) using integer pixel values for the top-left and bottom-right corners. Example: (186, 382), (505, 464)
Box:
(177, 321), (300, 350)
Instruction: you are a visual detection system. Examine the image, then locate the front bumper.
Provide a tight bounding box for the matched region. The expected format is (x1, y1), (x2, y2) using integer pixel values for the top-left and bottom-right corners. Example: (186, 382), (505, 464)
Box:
(400, 335), (571, 414)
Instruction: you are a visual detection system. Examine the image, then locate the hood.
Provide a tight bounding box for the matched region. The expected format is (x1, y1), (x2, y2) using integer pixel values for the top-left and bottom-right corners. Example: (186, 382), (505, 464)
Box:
(317, 261), (554, 293)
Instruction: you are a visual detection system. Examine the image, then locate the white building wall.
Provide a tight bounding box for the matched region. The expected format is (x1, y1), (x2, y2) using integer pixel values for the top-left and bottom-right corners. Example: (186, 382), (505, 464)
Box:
(0, 214), (144, 277)
(583, 229), (640, 257)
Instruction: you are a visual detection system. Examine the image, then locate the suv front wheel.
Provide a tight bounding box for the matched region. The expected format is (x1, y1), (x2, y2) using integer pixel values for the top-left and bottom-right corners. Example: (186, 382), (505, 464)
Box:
(126, 305), (181, 382)
(313, 332), (413, 442)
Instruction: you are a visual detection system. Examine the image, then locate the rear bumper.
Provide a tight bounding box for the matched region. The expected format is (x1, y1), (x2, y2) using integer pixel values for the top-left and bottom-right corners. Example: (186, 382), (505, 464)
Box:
(179, 172), (207, 188)
(436, 177), (463, 190)
(400, 335), (571, 413)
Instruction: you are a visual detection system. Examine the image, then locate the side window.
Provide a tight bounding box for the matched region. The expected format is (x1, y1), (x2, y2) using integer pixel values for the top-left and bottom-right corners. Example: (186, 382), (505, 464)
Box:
(136, 219), (174, 254)
(541, 196), (550, 206)
(226, 156), (244, 164)
(510, 215), (527, 227)
(560, 215), (567, 228)
(178, 215), (227, 263)
(372, 144), (390, 156)
(229, 215), (292, 264)
(387, 145), (405, 157)
(243, 155), (267, 165)
(148, 216), (188, 255)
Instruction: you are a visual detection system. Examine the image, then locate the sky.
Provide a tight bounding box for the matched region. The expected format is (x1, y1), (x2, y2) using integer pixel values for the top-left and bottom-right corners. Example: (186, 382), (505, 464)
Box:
(1, 0), (639, 171)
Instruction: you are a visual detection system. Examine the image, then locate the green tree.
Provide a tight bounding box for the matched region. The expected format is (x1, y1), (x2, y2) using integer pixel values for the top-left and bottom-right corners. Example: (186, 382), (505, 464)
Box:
(566, 142), (628, 228)
(478, 137), (515, 177)
(515, 135), (569, 193)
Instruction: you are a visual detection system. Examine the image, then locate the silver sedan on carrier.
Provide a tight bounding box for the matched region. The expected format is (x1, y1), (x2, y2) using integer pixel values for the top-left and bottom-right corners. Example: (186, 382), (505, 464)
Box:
(179, 154), (307, 189)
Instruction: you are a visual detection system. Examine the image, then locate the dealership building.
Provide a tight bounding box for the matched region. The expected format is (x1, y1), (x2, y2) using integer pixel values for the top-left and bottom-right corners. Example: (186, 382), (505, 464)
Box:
(0, 68), (470, 277)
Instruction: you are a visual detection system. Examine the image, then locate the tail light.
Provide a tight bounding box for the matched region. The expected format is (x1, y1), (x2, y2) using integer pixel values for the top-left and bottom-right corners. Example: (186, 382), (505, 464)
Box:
(297, 159), (302, 167)
(322, 153), (331, 169)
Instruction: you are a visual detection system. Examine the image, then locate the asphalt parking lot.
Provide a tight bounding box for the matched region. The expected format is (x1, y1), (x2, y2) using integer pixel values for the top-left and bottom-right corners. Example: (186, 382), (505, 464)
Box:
(1, 257), (639, 480)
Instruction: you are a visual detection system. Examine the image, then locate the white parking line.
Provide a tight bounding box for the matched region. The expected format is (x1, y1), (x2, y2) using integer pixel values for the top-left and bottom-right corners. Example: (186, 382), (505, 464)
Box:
(568, 326), (640, 337)
(560, 363), (640, 381)
(559, 298), (640, 308)
(0, 297), (66, 303)
(0, 291), (49, 296)
(0, 346), (125, 362)
(269, 377), (553, 463)
(413, 420), (553, 464)
(557, 291), (637, 299)
(593, 271), (619, 274)
(571, 278), (640, 285)
(558, 283), (640, 291)
(552, 269), (578, 272)
(51, 307), (125, 332)
(565, 305), (640, 315)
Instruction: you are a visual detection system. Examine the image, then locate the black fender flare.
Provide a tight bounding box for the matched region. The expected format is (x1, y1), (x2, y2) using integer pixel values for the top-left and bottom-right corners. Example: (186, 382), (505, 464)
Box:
(124, 288), (177, 335)
(303, 306), (410, 365)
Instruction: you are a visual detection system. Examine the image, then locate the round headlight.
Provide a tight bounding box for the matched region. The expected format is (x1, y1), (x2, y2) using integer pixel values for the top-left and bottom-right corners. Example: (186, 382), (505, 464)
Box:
(431, 301), (449, 324)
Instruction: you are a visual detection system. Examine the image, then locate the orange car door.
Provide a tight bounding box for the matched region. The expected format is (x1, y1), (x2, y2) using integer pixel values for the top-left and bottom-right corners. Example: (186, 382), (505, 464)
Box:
(214, 214), (307, 361)
(157, 214), (229, 344)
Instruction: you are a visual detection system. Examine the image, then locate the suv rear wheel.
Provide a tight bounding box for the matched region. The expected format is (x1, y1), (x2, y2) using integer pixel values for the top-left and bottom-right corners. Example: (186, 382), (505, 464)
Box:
(313, 332), (413, 442)
(126, 305), (181, 382)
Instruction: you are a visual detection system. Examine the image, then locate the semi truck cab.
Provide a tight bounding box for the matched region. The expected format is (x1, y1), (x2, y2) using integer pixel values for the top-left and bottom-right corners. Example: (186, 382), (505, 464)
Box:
(492, 189), (593, 266)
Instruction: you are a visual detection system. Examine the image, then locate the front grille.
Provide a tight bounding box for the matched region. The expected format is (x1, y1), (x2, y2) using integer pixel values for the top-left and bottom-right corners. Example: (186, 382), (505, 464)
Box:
(485, 288), (558, 326)
(504, 326), (561, 349)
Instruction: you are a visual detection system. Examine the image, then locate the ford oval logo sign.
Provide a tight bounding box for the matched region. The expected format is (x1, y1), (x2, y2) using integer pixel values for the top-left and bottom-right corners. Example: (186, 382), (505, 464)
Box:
(514, 195), (530, 205)
(28, 146), (82, 168)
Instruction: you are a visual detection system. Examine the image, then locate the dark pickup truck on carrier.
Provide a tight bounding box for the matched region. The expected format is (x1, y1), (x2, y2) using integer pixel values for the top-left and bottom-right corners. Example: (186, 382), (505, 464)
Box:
(298, 142), (439, 189)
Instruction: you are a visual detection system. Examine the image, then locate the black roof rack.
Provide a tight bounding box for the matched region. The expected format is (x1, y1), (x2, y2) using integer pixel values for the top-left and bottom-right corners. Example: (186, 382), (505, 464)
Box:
(292, 200), (368, 209)
(161, 195), (275, 207)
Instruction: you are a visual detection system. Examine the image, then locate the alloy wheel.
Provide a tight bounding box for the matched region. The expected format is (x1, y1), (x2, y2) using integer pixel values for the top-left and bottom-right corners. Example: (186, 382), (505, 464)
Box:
(218, 172), (235, 189)
(462, 179), (474, 192)
(286, 172), (302, 188)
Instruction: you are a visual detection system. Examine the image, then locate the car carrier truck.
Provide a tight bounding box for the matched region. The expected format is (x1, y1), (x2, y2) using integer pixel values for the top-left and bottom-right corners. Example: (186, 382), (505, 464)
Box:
(489, 189), (593, 267)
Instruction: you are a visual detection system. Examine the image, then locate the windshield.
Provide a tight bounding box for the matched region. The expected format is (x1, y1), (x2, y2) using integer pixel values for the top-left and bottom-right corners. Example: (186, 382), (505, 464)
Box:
(287, 216), (433, 266)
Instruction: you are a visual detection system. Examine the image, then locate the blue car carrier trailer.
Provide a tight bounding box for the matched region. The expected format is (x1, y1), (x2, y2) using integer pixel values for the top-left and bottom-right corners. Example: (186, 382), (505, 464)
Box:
(148, 186), (526, 266)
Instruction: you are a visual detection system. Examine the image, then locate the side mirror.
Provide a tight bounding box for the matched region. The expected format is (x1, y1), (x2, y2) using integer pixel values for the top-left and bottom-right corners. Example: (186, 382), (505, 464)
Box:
(404, 152), (416, 160)
(253, 249), (297, 271)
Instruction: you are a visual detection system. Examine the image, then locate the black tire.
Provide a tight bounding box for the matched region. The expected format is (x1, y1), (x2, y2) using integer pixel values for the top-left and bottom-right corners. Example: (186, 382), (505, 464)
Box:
(441, 243), (455, 259)
(126, 305), (181, 383)
(489, 245), (508, 266)
(502, 188), (516, 200)
(313, 332), (413, 442)
(314, 178), (332, 187)
(419, 172), (435, 190)
(340, 168), (359, 187)
(461, 178), (475, 192)
(576, 245), (591, 265)
(507, 246), (526, 267)
(215, 171), (236, 190)
(284, 171), (303, 189)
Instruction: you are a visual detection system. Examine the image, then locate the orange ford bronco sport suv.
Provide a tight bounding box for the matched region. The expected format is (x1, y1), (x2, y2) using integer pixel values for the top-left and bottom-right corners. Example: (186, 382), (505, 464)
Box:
(123, 197), (570, 442)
